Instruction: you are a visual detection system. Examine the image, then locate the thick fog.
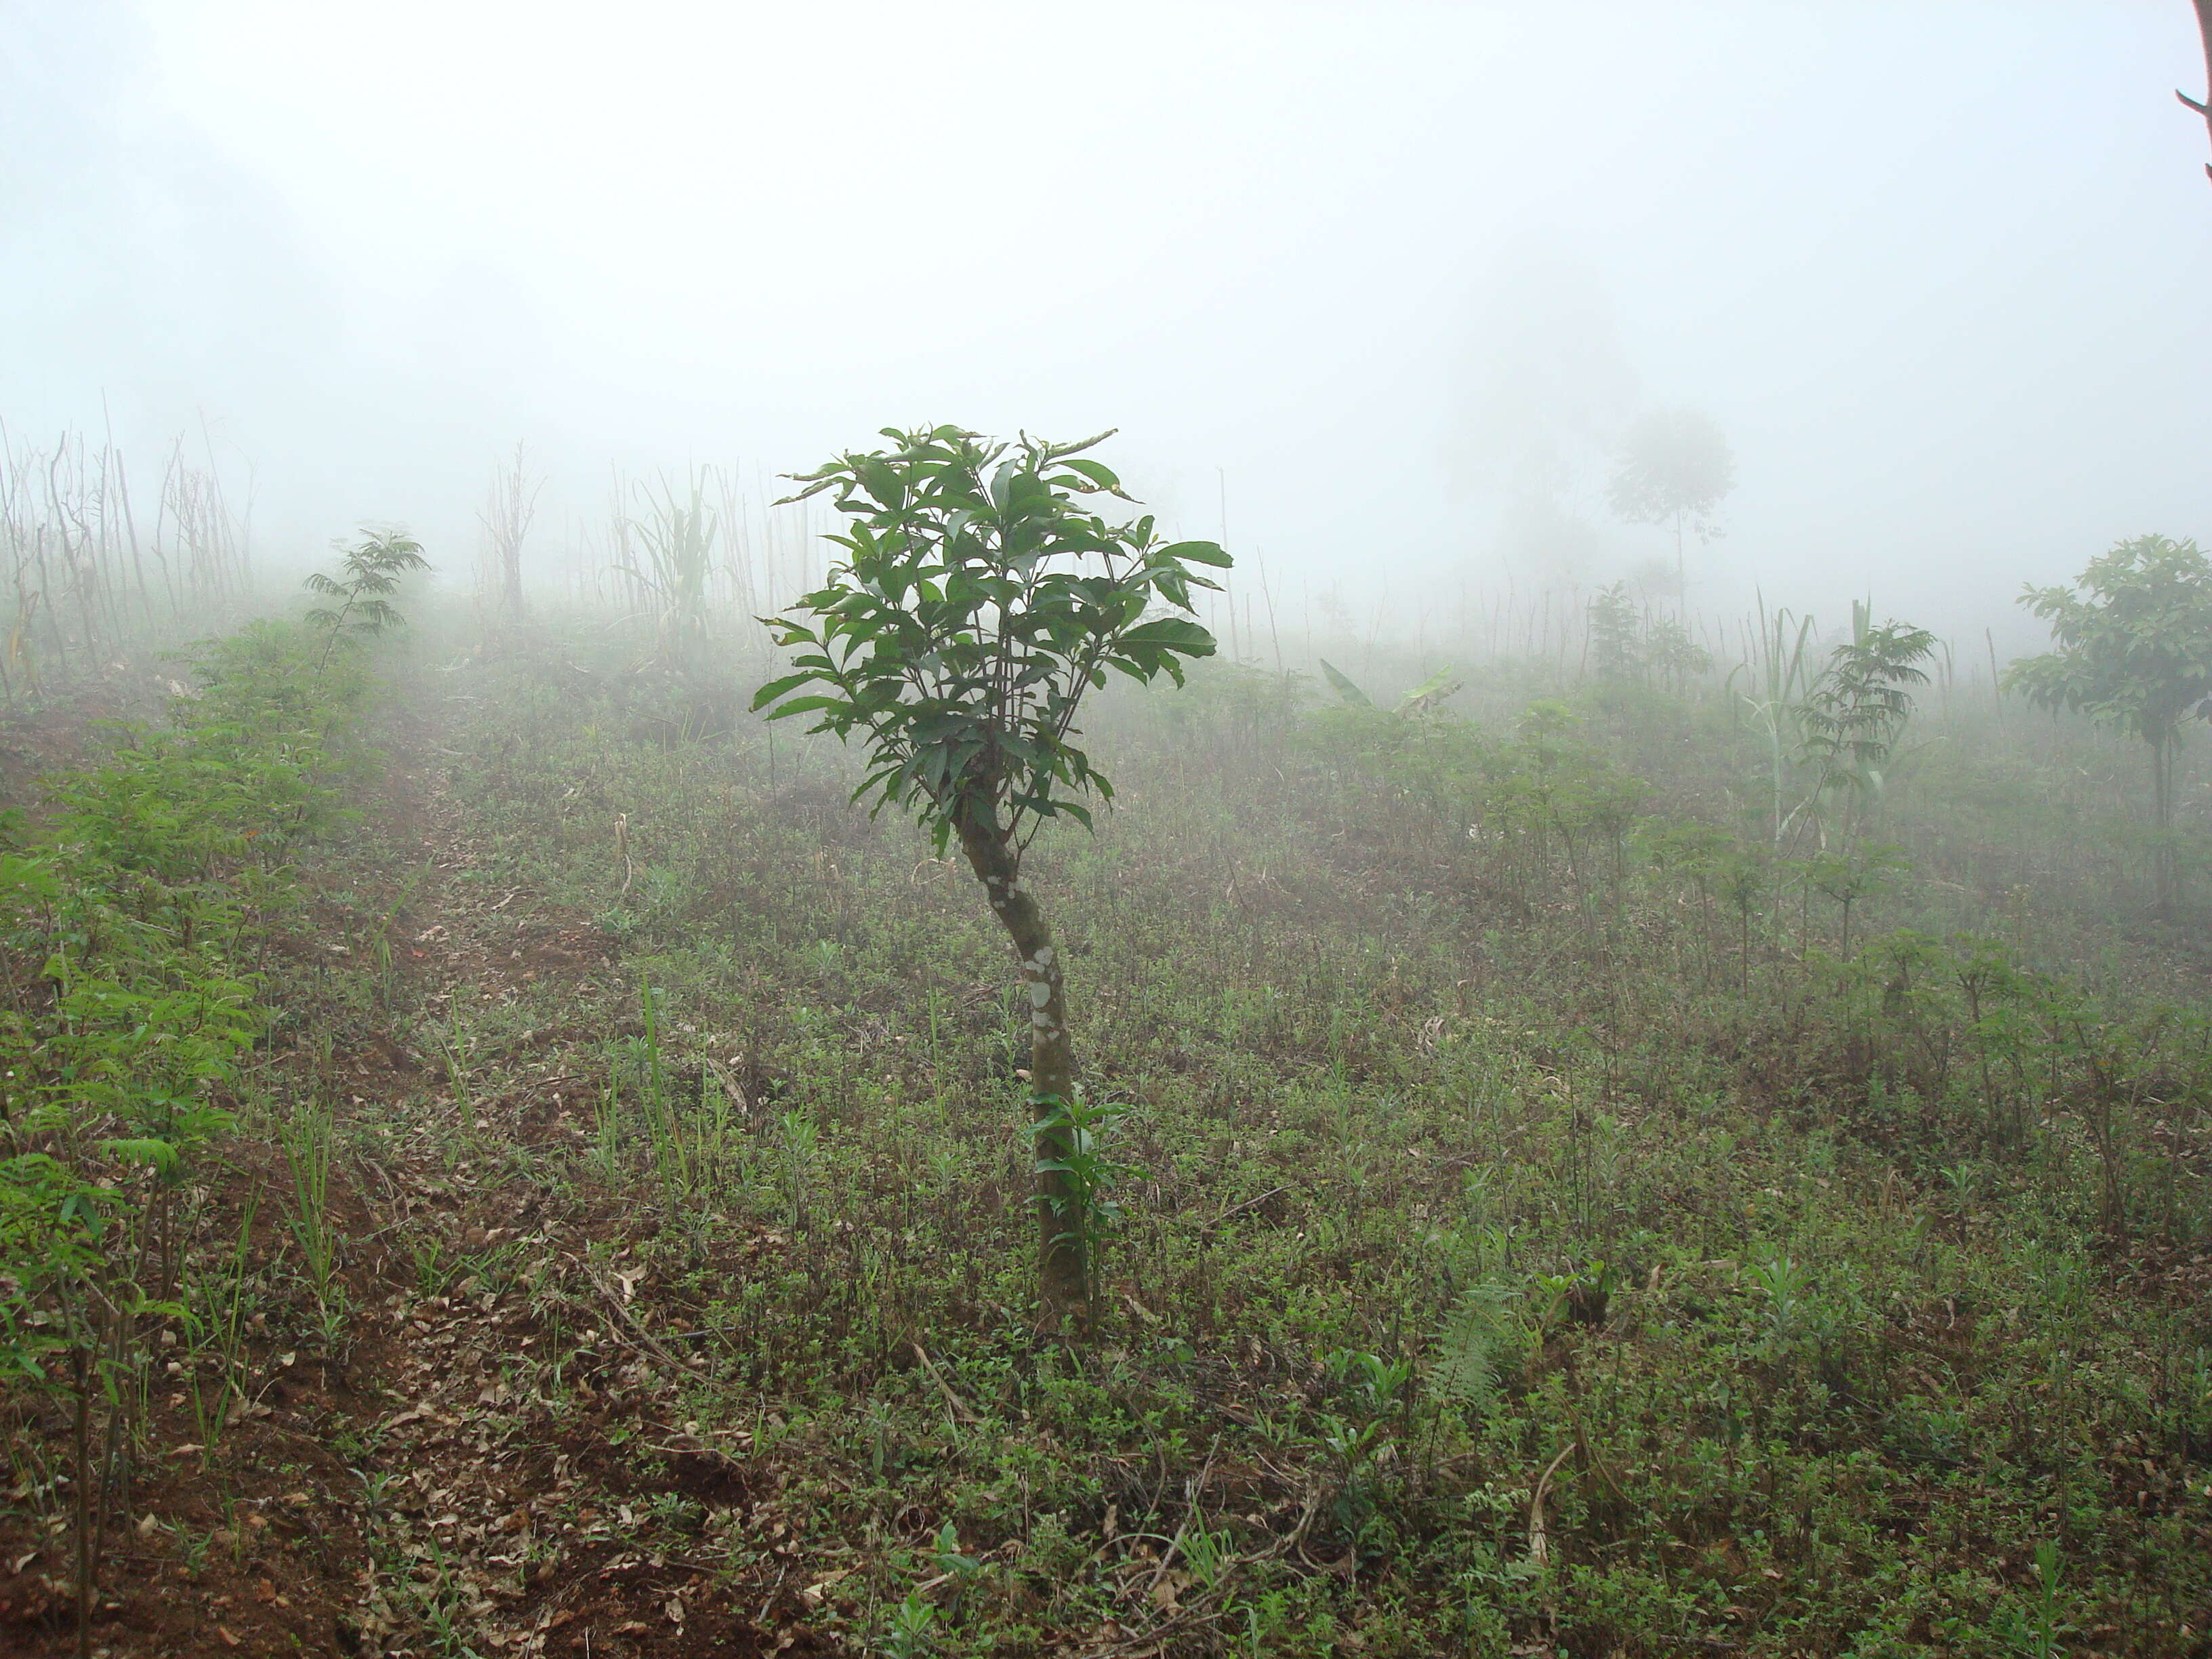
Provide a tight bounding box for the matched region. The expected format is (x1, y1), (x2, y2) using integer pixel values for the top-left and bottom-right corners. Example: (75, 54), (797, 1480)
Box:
(7, 1), (2211, 642)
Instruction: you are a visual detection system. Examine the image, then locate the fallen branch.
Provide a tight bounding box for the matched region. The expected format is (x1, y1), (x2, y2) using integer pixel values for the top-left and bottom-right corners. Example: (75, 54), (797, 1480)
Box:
(583, 1266), (693, 1374)
(1528, 1442), (1575, 1568)
(908, 1341), (983, 1426)
(1203, 1186), (1287, 1233)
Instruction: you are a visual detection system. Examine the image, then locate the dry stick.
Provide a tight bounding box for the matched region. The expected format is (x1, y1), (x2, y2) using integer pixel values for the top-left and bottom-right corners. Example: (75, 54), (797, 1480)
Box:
(1256, 552), (1284, 676)
(1078, 1607), (1218, 1659)
(1202, 1186), (1286, 1233)
(479, 440), (539, 624)
(1142, 1441), (1218, 1603)
(720, 464), (758, 624)
(755, 1562), (790, 1628)
(150, 441), (180, 619)
(1216, 467), (1238, 665)
(73, 1340), (91, 1659)
(100, 398), (142, 632)
(1087, 1481), (1322, 1658)
(30, 501), (62, 674)
(582, 1266), (694, 1374)
(1527, 1441), (1574, 1568)
(1273, 1483), (1323, 1559)
(908, 1341), (983, 1426)
(47, 441), (100, 673)
(111, 445), (151, 634)
(98, 447), (130, 647)
(2181, 0), (2212, 183)
(196, 409), (249, 598)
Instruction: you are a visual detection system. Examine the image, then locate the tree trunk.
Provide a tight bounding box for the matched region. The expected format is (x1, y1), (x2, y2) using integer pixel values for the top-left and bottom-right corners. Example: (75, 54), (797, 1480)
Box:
(954, 799), (1091, 1327)
(2152, 729), (2178, 917)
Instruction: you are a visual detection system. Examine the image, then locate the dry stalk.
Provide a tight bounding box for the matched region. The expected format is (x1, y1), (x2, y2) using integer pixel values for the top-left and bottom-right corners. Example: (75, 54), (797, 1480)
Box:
(1527, 1441), (1574, 1568)
(907, 1341), (983, 1426)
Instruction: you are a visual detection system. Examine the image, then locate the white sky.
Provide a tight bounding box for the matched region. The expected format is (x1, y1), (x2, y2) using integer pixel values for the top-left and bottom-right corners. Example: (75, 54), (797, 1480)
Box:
(6, 1), (2211, 639)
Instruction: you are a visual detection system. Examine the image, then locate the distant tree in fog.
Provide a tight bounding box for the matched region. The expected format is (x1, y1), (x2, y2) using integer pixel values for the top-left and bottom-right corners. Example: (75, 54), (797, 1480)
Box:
(2007, 533), (2212, 917)
(1500, 489), (1607, 590)
(1604, 408), (1736, 601)
(1628, 556), (1683, 606)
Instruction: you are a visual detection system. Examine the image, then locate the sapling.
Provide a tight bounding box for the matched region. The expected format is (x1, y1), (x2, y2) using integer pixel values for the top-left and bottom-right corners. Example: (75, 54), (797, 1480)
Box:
(304, 528), (431, 673)
(756, 426), (1226, 1324)
(1791, 613), (1936, 848)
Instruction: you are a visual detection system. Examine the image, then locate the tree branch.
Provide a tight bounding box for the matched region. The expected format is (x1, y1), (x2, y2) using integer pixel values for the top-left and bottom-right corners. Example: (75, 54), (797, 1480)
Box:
(2183, 0), (2212, 182)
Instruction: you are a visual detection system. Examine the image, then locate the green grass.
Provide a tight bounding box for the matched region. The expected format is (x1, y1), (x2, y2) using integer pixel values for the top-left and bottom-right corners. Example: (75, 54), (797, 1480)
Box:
(3, 600), (2206, 1657)
(390, 619), (2210, 1656)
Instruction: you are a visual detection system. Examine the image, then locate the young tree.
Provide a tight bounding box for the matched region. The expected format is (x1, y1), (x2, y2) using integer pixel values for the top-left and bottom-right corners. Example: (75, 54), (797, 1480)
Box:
(1604, 407), (1736, 601)
(2007, 533), (2212, 915)
(1645, 615), (1711, 693)
(753, 426), (1227, 1324)
(304, 529), (431, 673)
(1793, 615), (1937, 847)
(1586, 581), (1644, 682)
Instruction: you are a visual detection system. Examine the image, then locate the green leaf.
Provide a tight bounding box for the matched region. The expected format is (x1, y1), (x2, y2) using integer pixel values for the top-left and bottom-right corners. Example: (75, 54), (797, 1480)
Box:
(754, 426), (1208, 848)
(101, 1137), (182, 1179)
(1156, 539), (1232, 568)
(762, 695), (848, 722)
(1115, 617), (1216, 655)
(1318, 659), (1372, 707)
(748, 671), (821, 711)
(1396, 665), (1462, 713)
(1054, 458), (1125, 493)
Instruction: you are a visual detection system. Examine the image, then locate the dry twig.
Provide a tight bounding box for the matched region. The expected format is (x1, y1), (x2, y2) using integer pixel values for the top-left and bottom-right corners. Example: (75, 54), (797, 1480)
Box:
(908, 1341), (984, 1426)
(1528, 1442), (1575, 1568)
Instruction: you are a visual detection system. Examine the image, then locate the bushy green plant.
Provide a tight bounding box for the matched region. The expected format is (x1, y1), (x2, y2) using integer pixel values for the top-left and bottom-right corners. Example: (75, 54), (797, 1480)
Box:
(619, 470), (723, 675)
(1587, 583), (1643, 681)
(0, 598), (380, 1645)
(1301, 696), (1490, 845)
(190, 617), (368, 731)
(1481, 701), (1650, 905)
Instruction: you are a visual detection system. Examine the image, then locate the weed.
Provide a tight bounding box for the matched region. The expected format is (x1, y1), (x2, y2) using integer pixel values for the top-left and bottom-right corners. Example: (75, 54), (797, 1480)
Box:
(882, 1590), (940, 1658)
(283, 1102), (340, 1313)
